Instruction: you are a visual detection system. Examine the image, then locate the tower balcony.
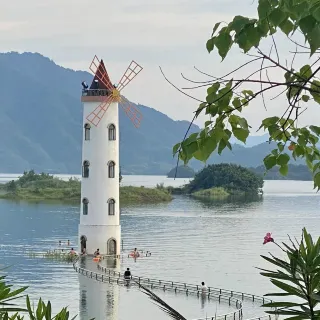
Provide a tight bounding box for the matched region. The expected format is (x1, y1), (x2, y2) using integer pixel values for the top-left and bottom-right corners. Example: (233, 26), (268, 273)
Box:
(81, 89), (111, 102)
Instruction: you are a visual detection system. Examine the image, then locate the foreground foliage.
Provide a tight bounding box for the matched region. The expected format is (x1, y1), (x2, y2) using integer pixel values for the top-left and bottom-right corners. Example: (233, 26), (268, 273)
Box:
(261, 228), (320, 319)
(173, 0), (320, 190)
(186, 163), (263, 194)
(0, 274), (84, 320)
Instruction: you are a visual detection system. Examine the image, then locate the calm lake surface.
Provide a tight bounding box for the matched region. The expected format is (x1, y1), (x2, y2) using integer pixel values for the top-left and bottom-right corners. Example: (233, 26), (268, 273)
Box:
(0, 175), (319, 319)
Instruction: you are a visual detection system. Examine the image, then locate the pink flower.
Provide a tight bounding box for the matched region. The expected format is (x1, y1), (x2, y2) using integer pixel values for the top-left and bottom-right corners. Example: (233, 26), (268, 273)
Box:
(263, 232), (274, 245)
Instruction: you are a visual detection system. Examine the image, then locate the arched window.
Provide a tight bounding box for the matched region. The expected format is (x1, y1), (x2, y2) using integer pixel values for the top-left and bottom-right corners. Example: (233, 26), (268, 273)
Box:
(82, 198), (89, 215)
(82, 161), (90, 178)
(108, 124), (116, 141)
(108, 161), (115, 178)
(108, 198), (115, 215)
(84, 123), (91, 141)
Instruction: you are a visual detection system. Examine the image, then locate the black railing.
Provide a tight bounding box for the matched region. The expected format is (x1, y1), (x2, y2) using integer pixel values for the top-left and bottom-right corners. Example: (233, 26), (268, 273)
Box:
(82, 89), (110, 97)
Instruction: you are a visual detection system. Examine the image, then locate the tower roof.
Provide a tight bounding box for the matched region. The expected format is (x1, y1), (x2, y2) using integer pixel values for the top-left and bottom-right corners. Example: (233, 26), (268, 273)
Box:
(89, 59), (112, 90)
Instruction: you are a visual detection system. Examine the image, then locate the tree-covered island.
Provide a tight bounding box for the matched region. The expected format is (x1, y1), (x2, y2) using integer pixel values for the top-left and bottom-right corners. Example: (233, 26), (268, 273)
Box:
(178, 163), (263, 199)
(0, 171), (172, 204)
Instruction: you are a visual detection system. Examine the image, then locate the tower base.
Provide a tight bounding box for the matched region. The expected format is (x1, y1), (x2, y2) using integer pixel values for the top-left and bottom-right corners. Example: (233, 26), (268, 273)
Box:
(78, 225), (121, 255)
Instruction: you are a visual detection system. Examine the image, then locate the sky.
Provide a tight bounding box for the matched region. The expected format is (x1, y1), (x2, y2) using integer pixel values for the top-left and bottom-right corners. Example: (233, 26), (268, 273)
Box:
(1, 0), (319, 134)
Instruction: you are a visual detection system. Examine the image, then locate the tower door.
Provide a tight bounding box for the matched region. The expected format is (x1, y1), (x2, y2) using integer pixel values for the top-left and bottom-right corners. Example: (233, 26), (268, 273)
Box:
(107, 238), (116, 255)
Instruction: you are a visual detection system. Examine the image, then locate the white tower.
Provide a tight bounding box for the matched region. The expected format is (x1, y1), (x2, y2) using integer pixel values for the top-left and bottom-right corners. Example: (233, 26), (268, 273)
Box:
(78, 56), (143, 255)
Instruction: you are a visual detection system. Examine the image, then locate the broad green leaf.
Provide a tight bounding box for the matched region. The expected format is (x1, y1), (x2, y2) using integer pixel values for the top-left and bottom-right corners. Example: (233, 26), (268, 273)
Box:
(269, 8), (287, 26)
(229, 15), (251, 33)
(205, 121), (212, 127)
(258, 0), (272, 19)
(263, 154), (277, 169)
(277, 153), (290, 165)
(277, 142), (284, 152)
(309, 125), (320, 135)
(214, 29), (232, 60)
(279, 19), (294, 35)
(308, 25), (320, 55)
(312, 4), (320, 22)
(279, 164), (289, 176)
(233, 128), (249, 143)
(206, 38), (215, 53)
(299, 15), (317, 35)
(300, 64), (312, 79)
(218, 139), (227, 155)
(262, 116), (279, 126)
(207, 82), (220, 95)
(183, 141), (198, 156)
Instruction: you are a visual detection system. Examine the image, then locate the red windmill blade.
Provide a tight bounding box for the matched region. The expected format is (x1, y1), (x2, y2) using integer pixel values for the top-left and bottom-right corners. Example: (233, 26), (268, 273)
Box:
(117, 61), (143, 92)
(86, 95), (113, 126)
(120, 96), (143, 128)
(89, 55), (114, 91)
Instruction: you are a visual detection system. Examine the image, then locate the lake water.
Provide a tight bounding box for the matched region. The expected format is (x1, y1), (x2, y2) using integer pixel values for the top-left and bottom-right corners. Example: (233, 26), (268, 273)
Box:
(0, 176), (319, 320)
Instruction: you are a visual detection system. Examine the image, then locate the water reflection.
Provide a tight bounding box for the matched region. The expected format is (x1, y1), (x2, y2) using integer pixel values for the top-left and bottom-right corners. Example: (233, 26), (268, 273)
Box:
(79, 257), (120, 320)
(192, 194), (263, 208)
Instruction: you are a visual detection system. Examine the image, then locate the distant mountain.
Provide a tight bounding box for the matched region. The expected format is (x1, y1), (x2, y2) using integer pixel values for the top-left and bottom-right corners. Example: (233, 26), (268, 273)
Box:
(230, 134), (270, 147)
(0, 52), (302, 175)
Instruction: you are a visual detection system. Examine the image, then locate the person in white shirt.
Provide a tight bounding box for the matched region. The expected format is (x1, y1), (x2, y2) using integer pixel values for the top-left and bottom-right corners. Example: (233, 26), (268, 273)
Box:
(201, 282), (208, 293)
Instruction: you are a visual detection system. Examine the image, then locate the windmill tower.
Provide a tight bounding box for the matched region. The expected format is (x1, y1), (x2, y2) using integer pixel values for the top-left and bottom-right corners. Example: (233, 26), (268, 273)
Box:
(79, 55), (143, 255)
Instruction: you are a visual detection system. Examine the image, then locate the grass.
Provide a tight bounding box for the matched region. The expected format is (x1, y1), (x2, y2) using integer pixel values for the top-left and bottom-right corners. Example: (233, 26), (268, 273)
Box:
(120, 186), (172, 204)
(192, 187), (230, 199)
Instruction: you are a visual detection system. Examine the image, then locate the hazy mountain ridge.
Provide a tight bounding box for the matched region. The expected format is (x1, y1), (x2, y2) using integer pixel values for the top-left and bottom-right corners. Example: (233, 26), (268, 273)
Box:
(0, 52), (297, 174)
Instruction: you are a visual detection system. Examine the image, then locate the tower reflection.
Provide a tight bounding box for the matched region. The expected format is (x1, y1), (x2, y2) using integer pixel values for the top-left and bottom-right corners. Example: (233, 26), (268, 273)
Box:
(78, 257), (120, 320)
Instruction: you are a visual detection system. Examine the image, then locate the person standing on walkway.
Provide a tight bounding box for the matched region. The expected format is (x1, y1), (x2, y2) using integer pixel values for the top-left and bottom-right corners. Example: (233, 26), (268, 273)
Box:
(201, 282), (208, 293)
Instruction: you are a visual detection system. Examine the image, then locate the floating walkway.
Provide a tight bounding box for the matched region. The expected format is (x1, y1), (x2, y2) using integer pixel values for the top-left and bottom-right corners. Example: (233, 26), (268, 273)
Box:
(73, 258), (277, 320)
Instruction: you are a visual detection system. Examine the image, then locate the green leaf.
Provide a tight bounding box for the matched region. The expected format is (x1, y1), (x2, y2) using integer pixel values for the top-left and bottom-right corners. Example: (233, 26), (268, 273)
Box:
(277, 153), (290, 166)
(312, 4), (320, 22)
(279, 19), (294, 35)
(215, 29), (232, 60)
(313, 171), (320, 189)
(307, 25), (320, 55)
(302, 95), (310, 102)
(206, 38), (215, 53)
(233, 128), (249, 143)
(299, 15), (317, 35)
(205, 121), (212, 127)
(277, 142), (284, 152)
(229, 15), (251, 33)
(258, 0), (272, 19)
(310, 80), (320, 103)
(279, 164), (289, 176)
(218, 139), (227, 155)
(211, 22), (221, 37)
(300, 64), (312, 79)
(263, 302), (303, 308)
(173, 143), (180, 156)
(270, 279), (304, 298)
(269, 8), (287, 26)
(264, 154), (277, 169)
(310, 125), (320, 136)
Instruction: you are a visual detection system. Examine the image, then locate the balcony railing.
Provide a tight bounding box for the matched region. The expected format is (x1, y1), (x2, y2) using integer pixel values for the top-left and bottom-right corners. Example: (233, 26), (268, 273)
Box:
(82, 89), (110, 97)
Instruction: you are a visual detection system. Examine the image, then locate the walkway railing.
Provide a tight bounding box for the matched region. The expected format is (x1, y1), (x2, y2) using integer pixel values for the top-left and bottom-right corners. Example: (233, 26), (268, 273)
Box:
(72, 258), (277, 320)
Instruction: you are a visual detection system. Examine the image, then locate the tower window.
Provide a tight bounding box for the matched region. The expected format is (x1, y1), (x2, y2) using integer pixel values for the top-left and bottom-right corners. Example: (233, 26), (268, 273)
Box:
(108, 198), (115, 215)
(82, 161), (90, 178)
(108, 124), (116, 141)
(84, 123), (91, 141)
(108, 161), (115, 178)
(82, 198), (89, 215)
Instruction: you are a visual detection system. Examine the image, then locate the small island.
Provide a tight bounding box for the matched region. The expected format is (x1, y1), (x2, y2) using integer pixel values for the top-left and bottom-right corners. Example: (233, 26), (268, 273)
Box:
(0, 171), (172, 204)
(167, 165), (195, 178)
(180, 163), (263, 199)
